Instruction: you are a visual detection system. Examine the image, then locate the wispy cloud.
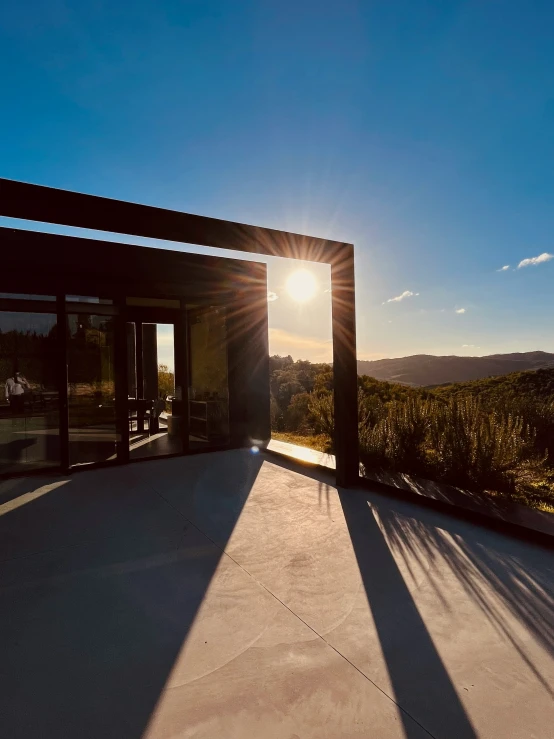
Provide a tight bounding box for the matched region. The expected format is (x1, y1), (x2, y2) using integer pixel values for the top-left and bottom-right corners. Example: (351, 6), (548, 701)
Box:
(455, 308), (466, 314)
(517, 252), (553, 269)
(267, 291), (279, 302)
(497, 265), (510, 272)
(383, 290), (419, 304)
(462, 344), (480, 349)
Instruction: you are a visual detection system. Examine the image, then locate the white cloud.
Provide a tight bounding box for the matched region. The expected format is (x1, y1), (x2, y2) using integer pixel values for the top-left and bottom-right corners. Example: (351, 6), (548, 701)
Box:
(517, 252), (553, 269)
(497, 265), (510, 272)
(462, 344), (480, 349)
(267, 291), (279, 302)
(455, 308), (466, 314)
(383, 290), (419, 304)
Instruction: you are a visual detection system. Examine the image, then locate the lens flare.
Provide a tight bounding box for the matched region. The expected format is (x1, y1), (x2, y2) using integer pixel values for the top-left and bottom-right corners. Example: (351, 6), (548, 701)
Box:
(286, 269), (317, 303)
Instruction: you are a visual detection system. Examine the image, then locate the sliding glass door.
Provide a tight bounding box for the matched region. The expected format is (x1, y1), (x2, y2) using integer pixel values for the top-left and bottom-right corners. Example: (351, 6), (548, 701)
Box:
(0, 295), (234, 477)
(127, 320), (183, 460)
(66, 305), (118, 467)
(0, 308), (60, 475)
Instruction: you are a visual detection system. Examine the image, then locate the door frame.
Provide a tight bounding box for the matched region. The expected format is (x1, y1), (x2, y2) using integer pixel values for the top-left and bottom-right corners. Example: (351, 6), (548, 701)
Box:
(118, 305), (189, 464)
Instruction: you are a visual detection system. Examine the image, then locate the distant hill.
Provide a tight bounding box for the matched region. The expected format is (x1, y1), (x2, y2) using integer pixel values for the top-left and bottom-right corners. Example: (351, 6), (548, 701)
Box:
(432, 365), (554, 403)
(357, 351), (554, 387)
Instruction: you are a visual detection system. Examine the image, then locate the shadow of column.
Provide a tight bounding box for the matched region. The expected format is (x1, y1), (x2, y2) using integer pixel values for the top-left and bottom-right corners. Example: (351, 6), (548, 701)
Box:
(339, 488), (478, 739)
(0, 451), (264, 739)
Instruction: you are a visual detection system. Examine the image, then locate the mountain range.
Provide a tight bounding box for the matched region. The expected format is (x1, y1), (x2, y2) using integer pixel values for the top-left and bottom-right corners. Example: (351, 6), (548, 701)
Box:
(357, 351), (554, 387)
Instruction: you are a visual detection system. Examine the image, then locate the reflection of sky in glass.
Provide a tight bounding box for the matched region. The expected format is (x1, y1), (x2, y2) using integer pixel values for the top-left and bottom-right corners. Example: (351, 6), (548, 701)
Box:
(0, 312), (57, 335)
(0, 293), (55, 301)
(157, 324), (175, 371)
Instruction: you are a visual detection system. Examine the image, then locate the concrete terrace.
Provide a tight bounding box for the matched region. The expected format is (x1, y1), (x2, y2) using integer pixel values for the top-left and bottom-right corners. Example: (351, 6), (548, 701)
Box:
(1, 450), (553, 739)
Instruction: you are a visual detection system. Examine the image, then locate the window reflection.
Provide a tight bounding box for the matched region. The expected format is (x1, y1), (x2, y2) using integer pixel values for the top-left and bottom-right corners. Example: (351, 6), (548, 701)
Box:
(66, 296), (113, 304)
(0, 293), (55, 301)
(188, 306), (229, 448)
(67, 314), (118, 466)
(0, 312), (59, 474)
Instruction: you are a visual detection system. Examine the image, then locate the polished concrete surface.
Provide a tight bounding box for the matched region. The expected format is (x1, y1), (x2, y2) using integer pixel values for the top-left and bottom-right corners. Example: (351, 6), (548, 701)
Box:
(0, 450), (552, 738)
(130, 430), (183, 459)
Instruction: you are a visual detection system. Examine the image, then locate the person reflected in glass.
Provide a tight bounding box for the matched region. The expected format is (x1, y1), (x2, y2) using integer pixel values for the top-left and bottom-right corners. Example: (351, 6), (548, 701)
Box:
(5, 370), (30, 415)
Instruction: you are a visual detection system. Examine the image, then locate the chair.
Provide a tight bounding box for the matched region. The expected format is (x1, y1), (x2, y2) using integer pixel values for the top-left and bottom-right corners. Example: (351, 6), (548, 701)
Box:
(128, 398), (154, 436)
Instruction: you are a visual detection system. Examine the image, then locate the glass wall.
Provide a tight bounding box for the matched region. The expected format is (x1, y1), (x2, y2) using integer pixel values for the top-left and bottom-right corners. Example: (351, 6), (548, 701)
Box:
(67, 313), (118, 466)
(0, 311), (59, 474)
(0, 298), (236, 475)
(188, 306), (230, 448)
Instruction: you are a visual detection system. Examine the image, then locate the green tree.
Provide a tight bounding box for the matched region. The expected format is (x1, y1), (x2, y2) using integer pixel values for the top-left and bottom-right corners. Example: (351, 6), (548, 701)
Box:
(158, 364), (175, 410)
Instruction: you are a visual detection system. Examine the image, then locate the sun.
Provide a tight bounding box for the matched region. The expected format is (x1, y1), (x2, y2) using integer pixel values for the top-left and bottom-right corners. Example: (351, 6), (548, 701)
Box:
(286, 269), (317, 303)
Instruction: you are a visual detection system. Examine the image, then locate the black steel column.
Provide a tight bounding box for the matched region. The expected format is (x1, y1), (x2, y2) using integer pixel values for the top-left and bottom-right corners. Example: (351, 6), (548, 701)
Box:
(142, 323), (159, 433)
(142, 323), (158, 400)
(114, 299), (130, 464)
(135, 322), (144, 433)
(56, 295), (70, 473)
(331, 244), (359, 487)
(175, 307), (190, 453)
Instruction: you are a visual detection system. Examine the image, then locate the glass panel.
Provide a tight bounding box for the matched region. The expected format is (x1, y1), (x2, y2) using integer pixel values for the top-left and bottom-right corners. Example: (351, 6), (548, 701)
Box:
(188, 307), (229, 448)
(67, 314), (118, 466)
(0, 312), (59, 474)
(129, 323), (182, 460)
(0, 293), (55, 301)
(126, 297), (180, 309)
(66, 296), (113, 304)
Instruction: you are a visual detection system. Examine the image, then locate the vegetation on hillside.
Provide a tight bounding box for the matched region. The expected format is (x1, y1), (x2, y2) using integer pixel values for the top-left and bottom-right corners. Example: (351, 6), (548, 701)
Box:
(269, 356), (554, 511)
(433, 366), (554, 403)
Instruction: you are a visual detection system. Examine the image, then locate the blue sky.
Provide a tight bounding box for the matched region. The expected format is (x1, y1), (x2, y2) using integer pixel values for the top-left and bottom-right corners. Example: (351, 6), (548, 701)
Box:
(2, 0), (554, 362)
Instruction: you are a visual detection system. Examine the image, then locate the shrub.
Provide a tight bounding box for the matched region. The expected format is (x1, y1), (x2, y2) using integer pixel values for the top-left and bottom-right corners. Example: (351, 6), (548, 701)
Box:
(359, 398), (430, 472)
(358, 394), (542, 495)
(427, 397), (537, 492)
(308, 391), (334, 438)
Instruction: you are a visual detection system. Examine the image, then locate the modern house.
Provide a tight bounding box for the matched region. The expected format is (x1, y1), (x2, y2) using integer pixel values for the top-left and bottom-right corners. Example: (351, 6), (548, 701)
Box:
(0, 178), (358, 484)
(1, 182), (552, 739)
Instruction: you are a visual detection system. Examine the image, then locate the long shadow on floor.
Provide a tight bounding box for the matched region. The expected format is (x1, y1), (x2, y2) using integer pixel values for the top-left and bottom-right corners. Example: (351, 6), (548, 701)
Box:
(335, 476), (554, 739)
(0, 451), (263, 739)
(339, 488), (479, 738)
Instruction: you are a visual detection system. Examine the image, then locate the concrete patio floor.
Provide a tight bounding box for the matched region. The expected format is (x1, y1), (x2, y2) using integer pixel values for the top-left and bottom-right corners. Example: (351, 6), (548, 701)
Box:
(0, 450), (553, 739)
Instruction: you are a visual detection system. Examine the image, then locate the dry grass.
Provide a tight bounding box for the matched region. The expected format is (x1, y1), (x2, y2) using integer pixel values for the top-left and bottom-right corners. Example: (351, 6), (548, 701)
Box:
(271, 432), (331, 453)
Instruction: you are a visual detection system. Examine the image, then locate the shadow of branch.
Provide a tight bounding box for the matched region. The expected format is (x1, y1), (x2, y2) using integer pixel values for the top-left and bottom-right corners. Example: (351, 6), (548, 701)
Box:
(372, 499), (554, 698)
